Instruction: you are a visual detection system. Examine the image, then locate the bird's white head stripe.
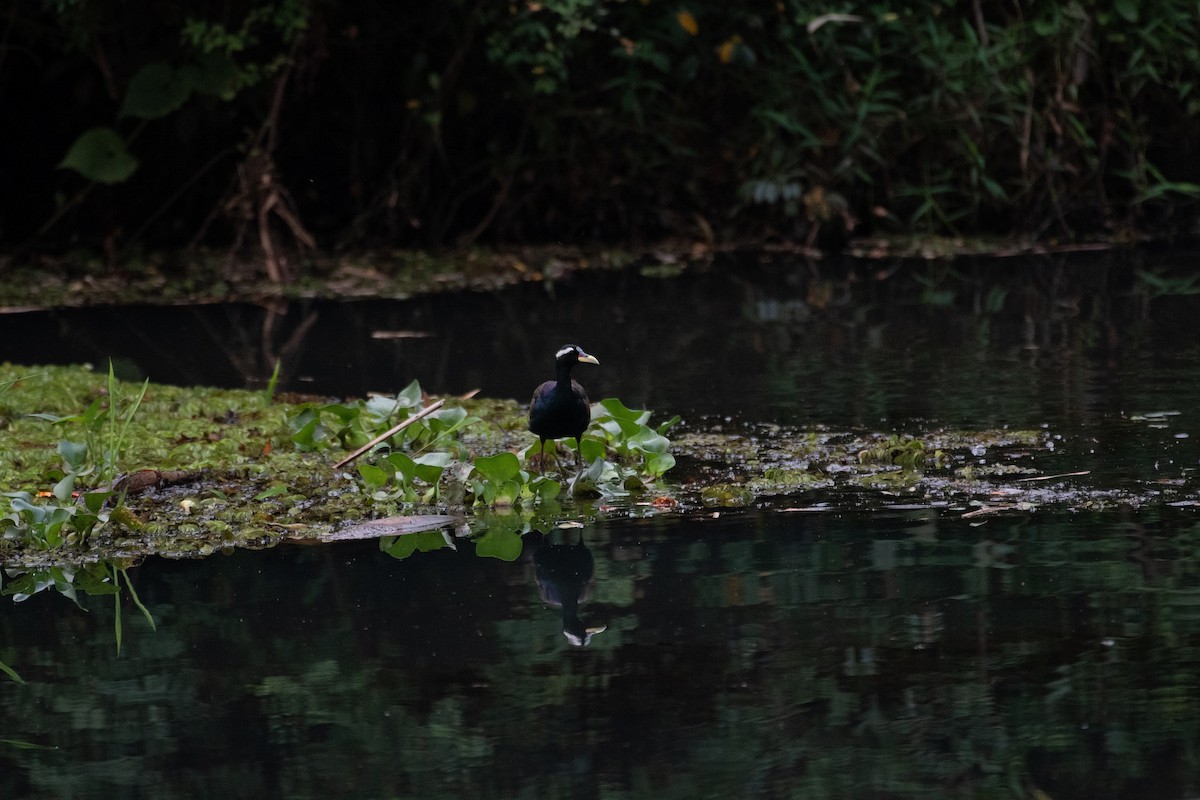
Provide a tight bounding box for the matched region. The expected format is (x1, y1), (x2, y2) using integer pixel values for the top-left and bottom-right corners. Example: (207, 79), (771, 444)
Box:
(556, 345), (578, 359)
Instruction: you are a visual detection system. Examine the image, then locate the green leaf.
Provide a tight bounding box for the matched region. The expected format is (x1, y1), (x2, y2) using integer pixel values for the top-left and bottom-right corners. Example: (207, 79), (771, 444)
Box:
(385, 452), (419, 484)
(113, 578), (122, 655)
(628, 429), (670, 454)
(59, 128), (138, 184)
(598, 397), (651, 425)
(1114, 0), (1138, 22)
(51, 473), (76, 503)
(323, 403), (363, 425)
(413, 452), (453, 483)
(121, 62), (192, 119)
(398, 379), (424, 408)
(0, 658), (24, 684)
(83, 491), (114, 514)
(289, 414), (320, 450)
(645, 452), (676, 477)
(181, 52), (242, 99)
(474, 452), (522, 484)
(253, 485), (289, 500)
(120, 569), (156, 630)
(580, 437), (606, 463)
(380, 530), (448, 559)
(531, 476), (561, 500)
(474, 528), (524, 561)
(357, 463), (389, 489)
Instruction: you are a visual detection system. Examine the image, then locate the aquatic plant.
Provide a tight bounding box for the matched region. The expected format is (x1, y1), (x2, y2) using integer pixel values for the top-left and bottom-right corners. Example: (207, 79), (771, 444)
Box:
(0, 490), (112, 549)
(358, 451), (455, 504)
(294, 383), (679, 513)
(28, 361), (150, 490)
(290, 380), (482, 456)
(858, 435), (946, 470)
(469, 452), (561, 508)
(583, 397), (680, 479)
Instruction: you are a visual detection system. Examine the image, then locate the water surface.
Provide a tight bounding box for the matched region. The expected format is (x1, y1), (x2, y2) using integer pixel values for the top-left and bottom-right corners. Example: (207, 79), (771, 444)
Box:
(3, 249), (1200, 798)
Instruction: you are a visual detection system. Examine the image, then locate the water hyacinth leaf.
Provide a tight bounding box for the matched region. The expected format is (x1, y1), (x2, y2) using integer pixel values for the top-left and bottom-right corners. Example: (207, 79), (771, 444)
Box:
(479, 476), (522, 507)
(8, 495), (44, 521)
(474, 452), (521, 484)
(430, 406), (468, 427)
(323, 402), (362, 424)
(597, 397), (651, 425)
(414, 452), (453, 483)
(59, 128), (138, 184)
(120, 62), (192, 120)
(3, 574), (38, 603)
(475, 528), (524, 561)
(289, 414), (322, 450)
(657, 415), (682, 434)
(646, 452), (676, 477)
(580, 437), (606, 463)
(531, 476), (561, 500)
(76, 565), (119, 596)
(381, 533), (418, 559)
(380, 530), (448, 560)
(84, 491), (114, 514)
(584, 457), (606, 483)
(57, 440), (89, 472)
(254, 485), (289, 500)
(629, 429), (670, 454)
(357, 463), (389, 489)
(363, 395), (400, 425)
(52, 473), (75, 503)
(599, 417), (643, 442)
(398, 379), (424, 408)
(385, 452), (419, 484)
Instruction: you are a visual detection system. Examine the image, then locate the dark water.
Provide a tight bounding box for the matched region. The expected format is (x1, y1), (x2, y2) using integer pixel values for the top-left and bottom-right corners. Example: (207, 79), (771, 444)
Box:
(6, 249), (1200, 431)
(4, 249), (1200, 798)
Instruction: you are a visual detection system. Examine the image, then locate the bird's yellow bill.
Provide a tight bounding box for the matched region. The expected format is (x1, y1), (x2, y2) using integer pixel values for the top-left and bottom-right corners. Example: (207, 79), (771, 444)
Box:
(578, 354), (600, 365)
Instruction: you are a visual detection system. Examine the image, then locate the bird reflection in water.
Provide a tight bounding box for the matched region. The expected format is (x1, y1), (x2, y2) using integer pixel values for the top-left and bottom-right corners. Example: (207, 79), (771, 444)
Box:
(531, 530), (607, 646)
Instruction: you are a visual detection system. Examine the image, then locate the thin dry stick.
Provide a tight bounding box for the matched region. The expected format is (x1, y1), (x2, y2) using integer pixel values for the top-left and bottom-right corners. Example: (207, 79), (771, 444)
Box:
(333, 399), (445, 470)
(1012, 470), (1090, 483)
(962, 505), (1013, 519)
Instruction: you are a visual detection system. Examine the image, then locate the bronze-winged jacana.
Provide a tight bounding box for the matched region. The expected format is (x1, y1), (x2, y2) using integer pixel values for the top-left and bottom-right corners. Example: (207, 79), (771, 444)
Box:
(529, 344), (599, 471)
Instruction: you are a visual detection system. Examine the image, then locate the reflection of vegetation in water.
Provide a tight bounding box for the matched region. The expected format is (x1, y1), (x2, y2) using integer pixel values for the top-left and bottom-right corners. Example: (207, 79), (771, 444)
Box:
(4, 511), (1200, 795)
(1, 560), (155, 655)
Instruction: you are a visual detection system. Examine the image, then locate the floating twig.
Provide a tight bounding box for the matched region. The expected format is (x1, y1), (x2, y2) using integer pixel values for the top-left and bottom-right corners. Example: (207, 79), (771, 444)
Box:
(962, 504), (1013, 519)
(1012, 470), (1090, 483)
(331, 388), (479, 470)
(333, 399), (445, 470)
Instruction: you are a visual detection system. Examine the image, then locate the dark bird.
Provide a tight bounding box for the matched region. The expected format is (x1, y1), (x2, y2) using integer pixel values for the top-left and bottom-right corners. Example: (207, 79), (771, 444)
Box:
(529, 344), (599, 471)
(532, 532), (607, 647)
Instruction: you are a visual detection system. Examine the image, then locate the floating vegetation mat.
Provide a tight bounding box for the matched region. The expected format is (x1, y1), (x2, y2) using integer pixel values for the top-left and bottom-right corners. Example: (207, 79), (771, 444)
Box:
(1, 363), (1195, 573)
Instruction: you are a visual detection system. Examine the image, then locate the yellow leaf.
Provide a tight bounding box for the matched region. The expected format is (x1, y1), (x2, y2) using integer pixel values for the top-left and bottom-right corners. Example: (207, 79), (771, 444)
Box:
(676, 10), (699, 36)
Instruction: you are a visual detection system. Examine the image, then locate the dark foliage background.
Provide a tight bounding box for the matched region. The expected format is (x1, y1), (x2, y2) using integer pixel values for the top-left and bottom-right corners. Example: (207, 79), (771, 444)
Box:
(2, 0), (1199, 261)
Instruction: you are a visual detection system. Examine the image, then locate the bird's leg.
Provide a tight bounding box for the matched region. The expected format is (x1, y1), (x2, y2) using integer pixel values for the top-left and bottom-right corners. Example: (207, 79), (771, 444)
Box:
(533, 437), (547, 474)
